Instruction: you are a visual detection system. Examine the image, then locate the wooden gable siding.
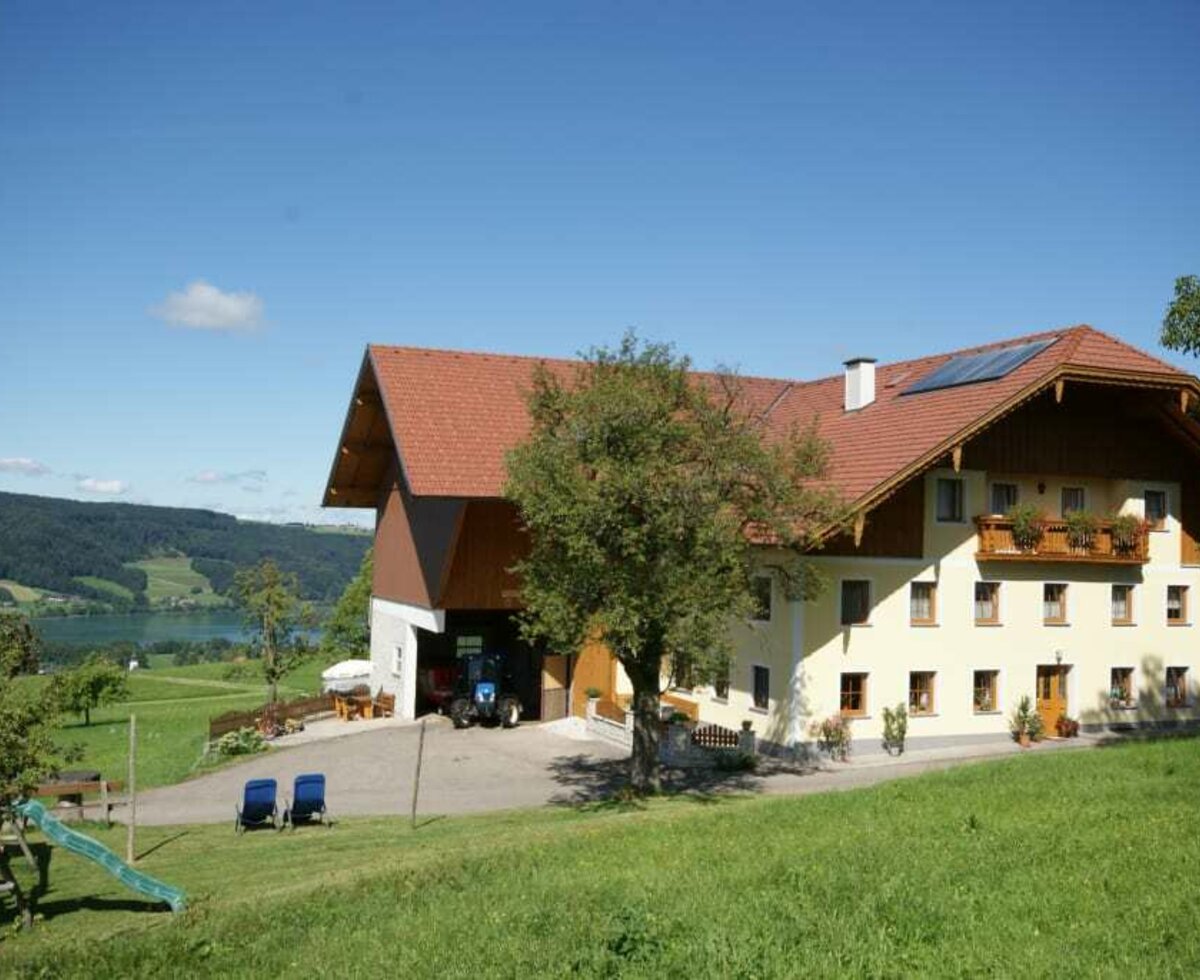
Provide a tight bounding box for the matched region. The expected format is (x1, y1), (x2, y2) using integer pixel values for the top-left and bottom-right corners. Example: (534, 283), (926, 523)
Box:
(822, 477), (924, 559)
(436, 500), (529, 610)
(372, 463), (464, 608)
(1183, 480), (1200, 567)
(964, 386), (1189, 481)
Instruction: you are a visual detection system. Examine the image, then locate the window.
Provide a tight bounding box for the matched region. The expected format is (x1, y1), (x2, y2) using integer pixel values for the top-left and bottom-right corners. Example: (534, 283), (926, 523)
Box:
(1165, 666), (1189, 708)
(1111, 584), (1133, 625)
(392, 644), (404, 675)
(973, 670), (999, 713)
(840, 672), (868, 716)
(752, 665), (770, 710)
(908, 671), (935, 715)
(1043, 583), (1068, 625)
(750, 576), (773, 622)
(671, 661), (696, 692)
(936, 478), (964, 522)
(1061, 486), (1085, 516)
(991, 482), (1018, 515)
(1109, 667), (1135, 709)
(713, 673), (730, 701)
(455, 635), (484, 657)
(840, 580), (871, 626)
(1144, 489), (1167, 530)
(910, 582), (936, 625)
(974, 582), (1000, 625)
(1167, 585), (1189, 625)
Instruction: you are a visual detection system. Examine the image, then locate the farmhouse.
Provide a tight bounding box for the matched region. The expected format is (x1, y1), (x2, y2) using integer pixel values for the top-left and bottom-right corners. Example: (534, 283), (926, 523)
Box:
(323, 326), (1200, 750)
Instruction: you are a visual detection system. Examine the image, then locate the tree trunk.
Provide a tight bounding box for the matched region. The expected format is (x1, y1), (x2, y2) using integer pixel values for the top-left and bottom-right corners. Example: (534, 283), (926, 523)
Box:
(84, 706), (90, 727)
(627, 662), (662, 794)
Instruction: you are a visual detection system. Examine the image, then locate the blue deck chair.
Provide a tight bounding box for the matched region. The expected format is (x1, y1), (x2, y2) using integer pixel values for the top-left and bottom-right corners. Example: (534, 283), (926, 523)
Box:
(285, 773), (329, 829)
(235, 778), (280, 833)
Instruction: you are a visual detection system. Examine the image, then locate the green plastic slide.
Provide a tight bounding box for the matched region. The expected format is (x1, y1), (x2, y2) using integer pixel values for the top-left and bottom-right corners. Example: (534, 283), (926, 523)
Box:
(14, 799), (186, 913)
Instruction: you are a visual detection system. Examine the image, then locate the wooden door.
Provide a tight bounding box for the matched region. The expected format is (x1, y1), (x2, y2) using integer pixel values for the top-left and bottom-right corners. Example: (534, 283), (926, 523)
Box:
(541, 654), (569, 722)
(1036, 666), (1068, 734)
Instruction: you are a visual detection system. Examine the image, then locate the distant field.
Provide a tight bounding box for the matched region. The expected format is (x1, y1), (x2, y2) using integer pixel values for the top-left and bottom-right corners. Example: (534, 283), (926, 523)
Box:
(72, 576), (134, 600)
(128, 556), (228, 607)
(5, 737), (1200, 976)
(0, 578), (41, 602)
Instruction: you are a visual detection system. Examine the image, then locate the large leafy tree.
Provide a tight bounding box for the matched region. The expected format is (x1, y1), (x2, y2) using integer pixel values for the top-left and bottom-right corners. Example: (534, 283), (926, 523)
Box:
(235, 559), (314, 704)
(506, 335), (846, 792)
(1161, 275), (1200, 357)
(319, 548), (373, 661)
(1, 613), (66, 804)
(51, 653), (129, 726)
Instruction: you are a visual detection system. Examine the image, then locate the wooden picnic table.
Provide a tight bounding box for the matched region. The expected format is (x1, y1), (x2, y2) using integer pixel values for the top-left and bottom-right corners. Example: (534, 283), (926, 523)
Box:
(33, 779), (125, 826)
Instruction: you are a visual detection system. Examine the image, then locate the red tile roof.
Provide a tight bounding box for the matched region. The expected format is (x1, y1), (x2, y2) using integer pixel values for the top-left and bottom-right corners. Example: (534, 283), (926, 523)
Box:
(354, 325), (1194, 506)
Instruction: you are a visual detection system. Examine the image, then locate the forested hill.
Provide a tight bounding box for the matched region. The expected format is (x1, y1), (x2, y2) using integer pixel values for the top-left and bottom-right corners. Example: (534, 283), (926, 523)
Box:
(0, 491), (370, 606)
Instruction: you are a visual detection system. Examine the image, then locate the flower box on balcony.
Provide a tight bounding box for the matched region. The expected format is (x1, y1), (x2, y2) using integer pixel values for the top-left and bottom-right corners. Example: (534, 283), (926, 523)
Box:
(975, 514), (1149, 565)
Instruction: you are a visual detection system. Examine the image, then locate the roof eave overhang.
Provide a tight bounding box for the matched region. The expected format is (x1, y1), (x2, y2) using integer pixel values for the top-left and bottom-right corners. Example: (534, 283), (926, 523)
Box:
(322, 349), (403, 509)
(818, 364), (1200, 543)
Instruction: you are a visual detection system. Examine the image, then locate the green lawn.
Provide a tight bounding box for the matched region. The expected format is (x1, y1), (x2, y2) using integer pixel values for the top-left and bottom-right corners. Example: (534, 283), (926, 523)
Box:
(0, 578), (42, 603)
(127, 556), (229, 607)
(72, 576), (134, 601)
(4, 737), (1199, 977)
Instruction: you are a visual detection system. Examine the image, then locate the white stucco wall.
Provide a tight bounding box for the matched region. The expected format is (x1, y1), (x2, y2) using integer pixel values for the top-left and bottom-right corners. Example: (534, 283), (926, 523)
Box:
(682, 467), (1199, 748)
(369, 597), (444, 721)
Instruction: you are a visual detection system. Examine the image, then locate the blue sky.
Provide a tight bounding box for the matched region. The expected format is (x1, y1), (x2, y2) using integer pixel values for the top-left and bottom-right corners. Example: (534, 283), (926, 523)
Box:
(2, 1), (1197, 525)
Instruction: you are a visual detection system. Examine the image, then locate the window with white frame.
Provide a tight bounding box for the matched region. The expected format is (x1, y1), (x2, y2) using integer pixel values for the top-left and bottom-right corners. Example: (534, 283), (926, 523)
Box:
(392, 642), (404, 675)
(455, 635), (484, 657)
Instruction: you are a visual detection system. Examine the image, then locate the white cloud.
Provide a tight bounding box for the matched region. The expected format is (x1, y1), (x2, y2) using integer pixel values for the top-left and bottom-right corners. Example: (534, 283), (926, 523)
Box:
(188, 468), (267, 485)
(77, 477), (130, 495)
(151, 280), (264, 331)
(0, 457), (51, 476)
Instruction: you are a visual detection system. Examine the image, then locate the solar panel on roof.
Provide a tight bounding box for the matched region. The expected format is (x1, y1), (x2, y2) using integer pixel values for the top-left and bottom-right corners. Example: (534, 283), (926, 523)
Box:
(902, 338), (1058, 396)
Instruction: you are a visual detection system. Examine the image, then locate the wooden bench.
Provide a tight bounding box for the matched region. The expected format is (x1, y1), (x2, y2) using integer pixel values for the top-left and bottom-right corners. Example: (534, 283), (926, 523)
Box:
(33, 780), (125, 827)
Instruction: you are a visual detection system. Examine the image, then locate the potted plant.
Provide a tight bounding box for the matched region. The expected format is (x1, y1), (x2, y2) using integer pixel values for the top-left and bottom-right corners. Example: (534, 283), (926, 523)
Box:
(810, 714), (852, 761)
(584, 686), (602, 702)
(1110, 513), (1144, 554)
(1065, 510), (1099, 552)
(1006, 503), (1044, 552)
(1055, 714), (1080, 738)
(881, 703), (908, 756)
(1009, 695), (1043, 747)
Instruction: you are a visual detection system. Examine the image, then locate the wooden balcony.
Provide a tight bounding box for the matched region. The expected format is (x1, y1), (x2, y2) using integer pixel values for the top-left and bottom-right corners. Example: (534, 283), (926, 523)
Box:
(974, 515), (1149, 564)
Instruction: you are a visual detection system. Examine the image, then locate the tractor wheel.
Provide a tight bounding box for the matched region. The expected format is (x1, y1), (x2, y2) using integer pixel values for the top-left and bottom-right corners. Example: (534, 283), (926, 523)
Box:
(499, 697), (520, 729)
(450, 698), (472, 729)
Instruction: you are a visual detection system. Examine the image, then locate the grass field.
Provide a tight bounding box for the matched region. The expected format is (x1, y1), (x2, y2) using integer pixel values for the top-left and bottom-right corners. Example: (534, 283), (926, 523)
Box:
(71, 576), (134, 601)
(127, 556), (229, 607)
(0, 578), (42, 603)
(3, 736), (1199, 977)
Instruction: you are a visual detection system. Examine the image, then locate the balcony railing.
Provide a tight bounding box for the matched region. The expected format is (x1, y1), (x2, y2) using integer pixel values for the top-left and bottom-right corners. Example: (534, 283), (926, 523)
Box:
(974, 515), (1149, 564)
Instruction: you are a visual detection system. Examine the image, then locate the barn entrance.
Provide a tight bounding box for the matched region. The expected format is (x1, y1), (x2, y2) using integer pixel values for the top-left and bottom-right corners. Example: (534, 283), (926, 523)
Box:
(416, 610), (565, 721)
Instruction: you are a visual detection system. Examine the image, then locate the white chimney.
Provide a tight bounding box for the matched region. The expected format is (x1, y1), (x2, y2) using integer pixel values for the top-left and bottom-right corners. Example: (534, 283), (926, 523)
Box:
(843, 357), (877, 411)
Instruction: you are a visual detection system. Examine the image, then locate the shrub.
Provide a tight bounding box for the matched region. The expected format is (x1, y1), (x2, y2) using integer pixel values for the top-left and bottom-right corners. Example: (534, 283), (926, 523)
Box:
(811, 714), (852, 761)
(667, 711), (692, 725)
(1065, 510), (1099, 550)
(585, 686), (603, 699)
(713, 749), (757, 772)
(882, 703), (908, 755)
(1009, 695), (1043, 743)
(213, 727), (267, 757)
(222, 661), (256, 682)
(1055, 714), (1080, 738)
(1006, 503), (1045, 551)
(1110, 513), (1145, 552)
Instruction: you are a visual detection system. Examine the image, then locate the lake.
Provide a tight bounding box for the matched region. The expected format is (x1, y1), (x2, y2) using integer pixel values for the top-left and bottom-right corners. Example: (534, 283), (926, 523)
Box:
(33, 609), (321, 647)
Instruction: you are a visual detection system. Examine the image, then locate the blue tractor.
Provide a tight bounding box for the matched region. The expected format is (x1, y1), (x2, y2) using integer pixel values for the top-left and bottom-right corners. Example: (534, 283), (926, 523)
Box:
(449, 652), (522, 729)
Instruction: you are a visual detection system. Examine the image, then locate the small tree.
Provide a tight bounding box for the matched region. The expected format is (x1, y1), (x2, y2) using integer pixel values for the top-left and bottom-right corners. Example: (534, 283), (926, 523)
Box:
(0, 614), (66, 804)
(235, 559), (314, 704)
(52, 653), (129, 726)
(1161, 274), (1200, 358)
(506, 335), (846, 792)
(320, 548), (373, 661)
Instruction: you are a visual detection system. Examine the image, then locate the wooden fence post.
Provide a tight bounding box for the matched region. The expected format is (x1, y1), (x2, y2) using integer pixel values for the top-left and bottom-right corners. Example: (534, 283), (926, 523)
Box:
(410, 718), (427, 830)
(126, 714), (137, 864)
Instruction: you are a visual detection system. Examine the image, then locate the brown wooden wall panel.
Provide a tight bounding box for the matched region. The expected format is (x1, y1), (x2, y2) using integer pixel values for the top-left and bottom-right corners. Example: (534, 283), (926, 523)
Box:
(966, 387), (1190, 481)
(1183, 482), (1200, 567)
(822, 476), (925, 558)
(372, 465), (463, 608)
(436, 500), (529, 610)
